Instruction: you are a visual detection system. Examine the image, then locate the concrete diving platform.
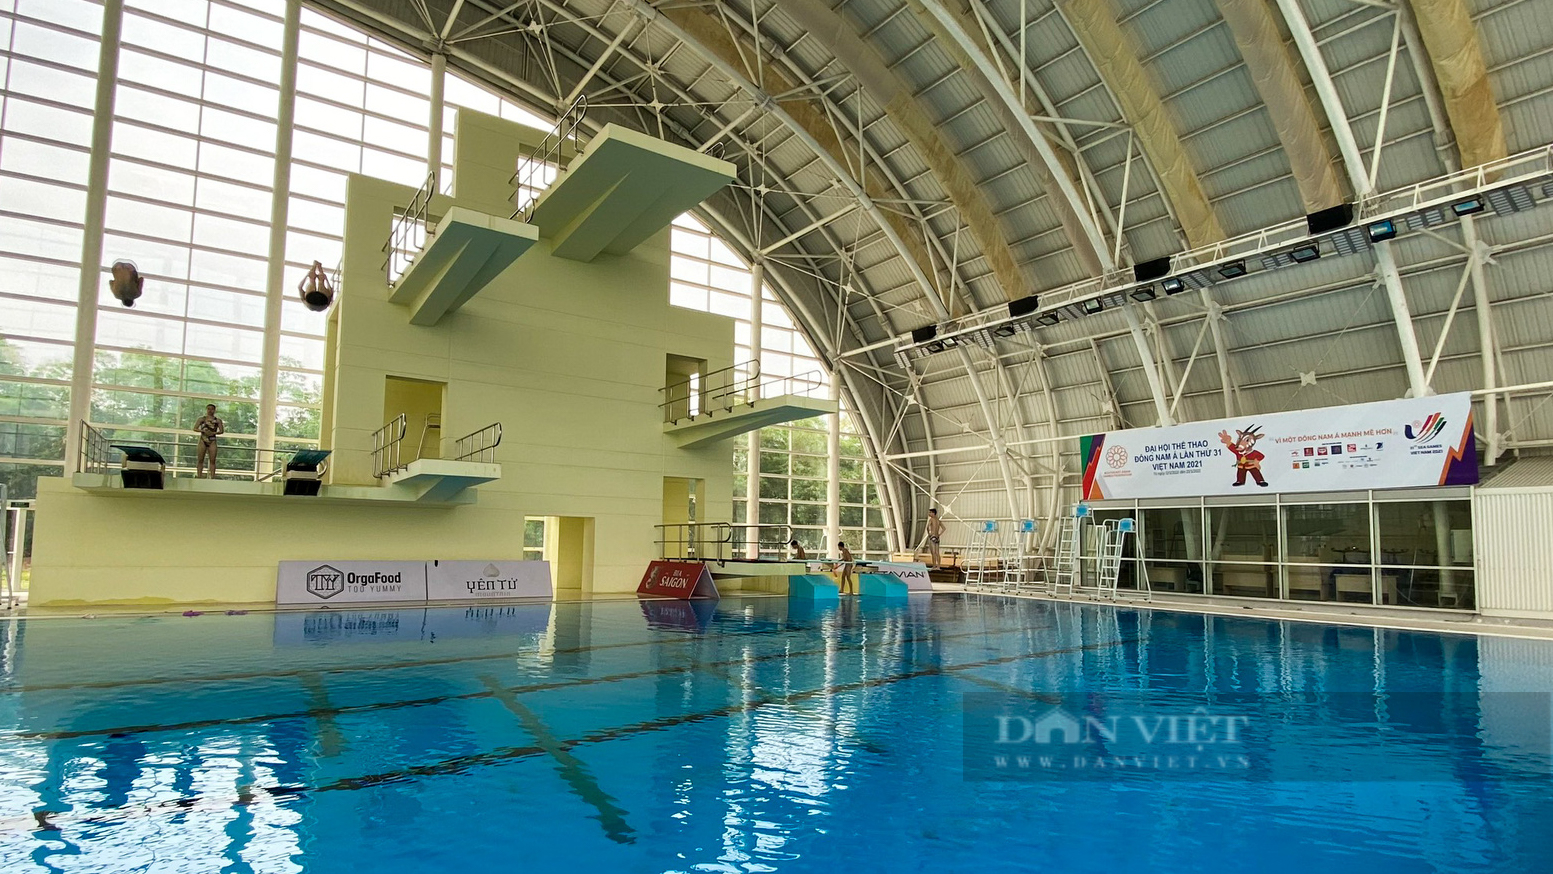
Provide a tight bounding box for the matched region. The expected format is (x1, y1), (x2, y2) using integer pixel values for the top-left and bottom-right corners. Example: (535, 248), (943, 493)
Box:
(529, 124), (736, 262)
(71, 464), (496, 508)
(665, 393), (839, 449)
(388, 206), (539, 326)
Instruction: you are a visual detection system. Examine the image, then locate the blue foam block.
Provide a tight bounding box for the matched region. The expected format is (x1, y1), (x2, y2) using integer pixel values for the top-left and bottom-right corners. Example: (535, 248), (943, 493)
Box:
(788, 574), (840, 602)
(860, 573), (909, 600)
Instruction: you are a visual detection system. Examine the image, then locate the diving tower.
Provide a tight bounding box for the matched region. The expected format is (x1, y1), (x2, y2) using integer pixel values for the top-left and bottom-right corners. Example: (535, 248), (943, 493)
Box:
(386, 204), (539, 327)
(661, 364), (837, 449)
(525, 124), (737, 263)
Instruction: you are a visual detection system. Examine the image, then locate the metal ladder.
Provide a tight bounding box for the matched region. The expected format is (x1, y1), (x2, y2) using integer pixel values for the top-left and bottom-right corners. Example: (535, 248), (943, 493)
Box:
(1048, 508), (1086, 595)
(1001, 519), (1038, 592)
(966, 521), (999, 590)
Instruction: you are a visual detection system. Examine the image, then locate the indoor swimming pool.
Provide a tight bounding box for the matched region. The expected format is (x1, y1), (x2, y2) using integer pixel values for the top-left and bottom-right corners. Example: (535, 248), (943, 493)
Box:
(0, 595), (1549, 873)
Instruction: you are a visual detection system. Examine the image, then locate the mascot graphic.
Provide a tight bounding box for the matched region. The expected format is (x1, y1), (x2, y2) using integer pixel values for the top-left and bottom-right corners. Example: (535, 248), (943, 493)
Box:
(1218, 424), (1269, 487)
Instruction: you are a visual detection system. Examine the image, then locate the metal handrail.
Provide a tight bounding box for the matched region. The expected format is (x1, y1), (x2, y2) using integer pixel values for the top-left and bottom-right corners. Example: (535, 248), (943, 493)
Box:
(659, 363), (828, 424)
(78, 421), (312, 481)
(652, 522), (801, 560)
(510, 93), (588, 221)
(383, 170), (438, 287)
(372, 413), (409, 478)
(451, 422), (502, 463)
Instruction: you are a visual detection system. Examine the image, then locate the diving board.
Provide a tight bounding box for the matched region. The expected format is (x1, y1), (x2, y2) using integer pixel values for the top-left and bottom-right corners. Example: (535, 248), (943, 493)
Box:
(388, 206), (539, 326)
(529, 124), (736, 262)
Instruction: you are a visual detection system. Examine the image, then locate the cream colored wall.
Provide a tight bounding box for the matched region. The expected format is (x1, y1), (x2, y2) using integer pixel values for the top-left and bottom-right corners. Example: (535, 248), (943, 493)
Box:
(28, 109), (734, 606)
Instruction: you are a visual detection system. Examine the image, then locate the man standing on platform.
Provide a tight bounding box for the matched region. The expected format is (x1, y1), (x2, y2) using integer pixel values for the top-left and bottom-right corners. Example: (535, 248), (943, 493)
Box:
(835, 541), (856, 595)
(926, 508), (945, 568)
(194, 403), (224, 479)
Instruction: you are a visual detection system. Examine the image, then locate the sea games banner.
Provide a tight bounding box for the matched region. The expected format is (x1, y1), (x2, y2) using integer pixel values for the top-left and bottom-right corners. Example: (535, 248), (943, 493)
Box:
(1081, 393), (1477, 501)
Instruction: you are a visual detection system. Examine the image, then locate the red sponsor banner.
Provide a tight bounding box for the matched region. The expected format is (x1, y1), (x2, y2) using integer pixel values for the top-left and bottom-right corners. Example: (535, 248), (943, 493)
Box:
(637, 561), (718, 600)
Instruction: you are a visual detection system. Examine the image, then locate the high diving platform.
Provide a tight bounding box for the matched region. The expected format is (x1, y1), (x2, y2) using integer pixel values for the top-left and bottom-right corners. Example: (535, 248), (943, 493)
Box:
(528, 124), (736, 262)
(387, 206), (539, 326)
(661, 365), (838, 449)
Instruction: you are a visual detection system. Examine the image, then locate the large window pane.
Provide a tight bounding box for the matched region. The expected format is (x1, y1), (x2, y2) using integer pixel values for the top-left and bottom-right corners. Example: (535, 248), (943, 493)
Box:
(1377, 500), (1474, 609)
(1284, 503), (1373, 604)
(1207, 504), (1277, 598)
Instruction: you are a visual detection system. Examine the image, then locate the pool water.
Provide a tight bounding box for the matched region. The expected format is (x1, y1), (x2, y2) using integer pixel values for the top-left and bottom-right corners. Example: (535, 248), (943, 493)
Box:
(0, 595), (1549, 873)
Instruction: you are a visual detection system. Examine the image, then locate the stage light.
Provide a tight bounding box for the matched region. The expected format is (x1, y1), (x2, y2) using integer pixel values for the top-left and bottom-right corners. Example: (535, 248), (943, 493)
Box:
(1290, 243), (1321, 263)
(1080, 298), (1104, 315)
(1451, 198), (1485, 217)
(1035, 312), (1061, 327)
(1161, 277), (1186, 295)
(1217, 261), (1247, 279)
(283, 449), (331, 496)
(1366, 219), (1397, 242)
(113, 444), (165, 490)
(1130, 286), (1156, 302)
(108, 260), (143, 308)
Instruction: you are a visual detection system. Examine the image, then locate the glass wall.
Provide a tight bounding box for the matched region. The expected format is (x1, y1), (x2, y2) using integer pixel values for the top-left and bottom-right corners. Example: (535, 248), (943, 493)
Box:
(669, 214), (890, 559)
(1089, 491), (1475, 610)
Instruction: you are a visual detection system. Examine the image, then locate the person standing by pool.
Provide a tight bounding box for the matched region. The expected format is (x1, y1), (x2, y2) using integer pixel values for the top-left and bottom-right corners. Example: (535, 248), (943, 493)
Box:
(925, 508), (944, 568)
(194, 404), (224, 478)
(835, 541), (856, 595)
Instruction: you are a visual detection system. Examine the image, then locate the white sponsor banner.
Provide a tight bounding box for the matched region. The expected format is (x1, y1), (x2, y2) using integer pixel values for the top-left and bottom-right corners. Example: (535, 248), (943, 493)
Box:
(426, 560), (553, 601)
(272, 604), (554, 645)
(872, 561), (933, 590)
(277, 561), (427, 605)
(1082, 392), (1477, 501)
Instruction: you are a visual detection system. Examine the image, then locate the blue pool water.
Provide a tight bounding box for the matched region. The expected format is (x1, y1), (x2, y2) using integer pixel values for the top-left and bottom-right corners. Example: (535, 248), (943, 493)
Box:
(0, 595), (1550, 873)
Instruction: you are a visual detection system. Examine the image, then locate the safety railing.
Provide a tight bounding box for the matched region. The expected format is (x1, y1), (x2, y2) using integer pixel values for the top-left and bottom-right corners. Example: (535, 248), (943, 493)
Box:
(372, 413), (409, 478)
(451, 422), (503, 463)
(654, 522), (802, 561)
(383, 170), (438, 288)
(659, 363), (829, 424)
(510, 93), (587, 221)
(78, 421), (314, 481)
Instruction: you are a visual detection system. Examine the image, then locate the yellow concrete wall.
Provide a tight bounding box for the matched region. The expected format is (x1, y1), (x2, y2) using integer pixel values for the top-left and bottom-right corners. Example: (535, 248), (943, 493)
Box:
(28, 109), (734, 606)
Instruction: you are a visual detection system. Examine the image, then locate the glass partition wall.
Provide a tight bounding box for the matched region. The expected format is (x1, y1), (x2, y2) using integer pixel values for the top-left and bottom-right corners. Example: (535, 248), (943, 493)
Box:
(1085, 488), (1474, 609)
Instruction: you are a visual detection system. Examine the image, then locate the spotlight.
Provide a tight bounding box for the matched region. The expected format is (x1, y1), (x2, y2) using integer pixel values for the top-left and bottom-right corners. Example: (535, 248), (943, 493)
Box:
(1130, 286), (1156, 302)
(923, 340), (945, 354)
(113, 444), (165, 489)
(1366, 219), (1398, 242)
(1161, 277), (1186, 295)
(941, 336), (961, 349)
(1451, 198), (1485, 217)
(1080, 298), (1105, 315)
(108, 260), (144, 308)
(992, 324), (1018, 339)
(1035, 312), (1060, 327)
(1217, 261), (1247, 279)
(1290, 243), (1321, 263)
(283, 449), (332, 496)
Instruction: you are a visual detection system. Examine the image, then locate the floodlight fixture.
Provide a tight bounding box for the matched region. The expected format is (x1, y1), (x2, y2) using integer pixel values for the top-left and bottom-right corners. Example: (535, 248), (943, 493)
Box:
(1366, 220), (1398, 242)
(1161, 277), (1186, 295)
(1290, 243), (1321, 263)
(1130, 287), (1157, 302)
(1451, 198), (1485, 217)
(1217, 261), (1247, 279)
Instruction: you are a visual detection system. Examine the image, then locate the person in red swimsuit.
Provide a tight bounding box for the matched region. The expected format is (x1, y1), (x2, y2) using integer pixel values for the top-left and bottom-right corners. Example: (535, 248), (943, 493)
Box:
(1218, 425), (1268, 487)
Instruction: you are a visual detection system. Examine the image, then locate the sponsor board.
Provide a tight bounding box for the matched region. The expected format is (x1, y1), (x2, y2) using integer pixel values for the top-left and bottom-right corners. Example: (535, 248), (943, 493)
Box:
(871, 561), (933, 591)
(1081, 392), (1477, 501)
(426, 560), (552, 601)
(637, 561), (719, 599)
(277, 560), (427, 605)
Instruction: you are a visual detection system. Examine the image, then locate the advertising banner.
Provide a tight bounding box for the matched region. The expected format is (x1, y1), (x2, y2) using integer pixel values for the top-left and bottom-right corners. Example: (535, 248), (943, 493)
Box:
(273, 604), (553, 646)
(276, 560), (427, 605)
(1081, 392), (1477, 501)
(637, 561), (719, 599)
(871, 562), (933, 591)
(426, 560), (552, 601)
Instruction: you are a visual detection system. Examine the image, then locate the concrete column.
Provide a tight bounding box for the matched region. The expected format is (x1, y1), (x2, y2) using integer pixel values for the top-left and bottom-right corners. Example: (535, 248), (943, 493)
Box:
(1122, 301), (1175, 426)
(258, 0), (303, 460)
(745, 260), (763, 559)
(826, 377), (842, 557)
(65, 0), (125, 472)
(428, 51), (446, 186)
